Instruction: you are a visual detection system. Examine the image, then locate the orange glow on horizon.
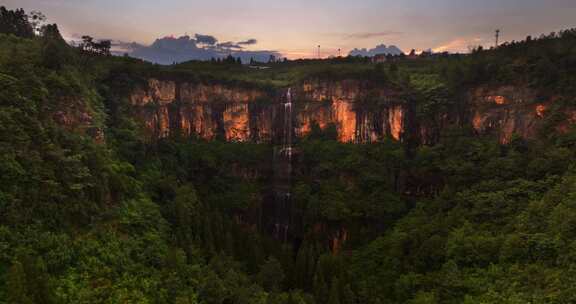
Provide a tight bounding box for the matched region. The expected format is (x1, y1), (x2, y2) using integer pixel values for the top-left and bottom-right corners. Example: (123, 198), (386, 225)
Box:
(280, 47), (375, 60)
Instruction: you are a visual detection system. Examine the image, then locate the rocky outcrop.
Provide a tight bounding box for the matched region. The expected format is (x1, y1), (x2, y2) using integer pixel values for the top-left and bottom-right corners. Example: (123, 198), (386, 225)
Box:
(469, 86), (550, 144)
(129, 79), (265, 141)
(298, 80), (407, 143)
(52, 96), (105, 143)
(129, 78), (409, 143)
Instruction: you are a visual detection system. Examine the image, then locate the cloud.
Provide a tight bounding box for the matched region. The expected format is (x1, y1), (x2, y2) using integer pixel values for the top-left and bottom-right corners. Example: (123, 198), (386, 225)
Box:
(108, 34), (280, 64)
(195, 34), (217, 45)
(111, 41), (145, 54)
(238, 38), (257, 45)
(432, 37), (486, 53)
(217, 41), (243, 49)
(345, 31), (403, 39)
(348, 44), (404, 57)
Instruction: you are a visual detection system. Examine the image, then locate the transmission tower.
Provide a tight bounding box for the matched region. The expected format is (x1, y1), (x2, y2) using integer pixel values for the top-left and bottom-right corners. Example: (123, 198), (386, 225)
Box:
(317, 45), (321, 59)
(495, 29), (501, 47)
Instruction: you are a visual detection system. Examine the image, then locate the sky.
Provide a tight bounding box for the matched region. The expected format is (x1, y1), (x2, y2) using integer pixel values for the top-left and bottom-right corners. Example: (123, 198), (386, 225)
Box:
(5, 0), (576, 59)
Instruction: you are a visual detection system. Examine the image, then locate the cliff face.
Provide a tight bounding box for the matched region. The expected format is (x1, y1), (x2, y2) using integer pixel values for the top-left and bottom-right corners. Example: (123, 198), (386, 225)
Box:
(129, 79), (266, 141)
(52, 96), (105, 143)
(128, 78), (565, 145)
(129, 79), (408, 143)
(297, 80), (406, 142)
(469, 86), (550, 144)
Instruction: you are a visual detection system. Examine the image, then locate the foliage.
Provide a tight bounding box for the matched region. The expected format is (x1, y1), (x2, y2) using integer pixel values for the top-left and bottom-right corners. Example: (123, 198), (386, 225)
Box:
(2, 6), (576, 303)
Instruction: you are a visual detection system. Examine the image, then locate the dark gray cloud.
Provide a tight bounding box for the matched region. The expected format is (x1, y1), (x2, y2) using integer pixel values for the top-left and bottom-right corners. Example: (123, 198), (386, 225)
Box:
(194, 34), (217, 45)
(109, 34), (280, 64)
(238, 38), (257, 45)
(217, 41), (243, 49)
(345, 31), (403, 39)
(349, 44), (404, 57)
(128, 36), (210, 64)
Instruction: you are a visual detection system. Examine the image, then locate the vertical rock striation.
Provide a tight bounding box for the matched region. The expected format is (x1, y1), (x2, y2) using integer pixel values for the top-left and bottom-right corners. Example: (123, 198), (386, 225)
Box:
(297, 79), (407, 143)
(129, 79), (265, 141)
(469, 86), (550, 144)
(127, 79), (568, 145)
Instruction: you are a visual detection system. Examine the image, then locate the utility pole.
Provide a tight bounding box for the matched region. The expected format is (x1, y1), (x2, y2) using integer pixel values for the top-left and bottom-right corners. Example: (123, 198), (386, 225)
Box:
(495, 29), (500, 48)
(338, 48), (341, 57)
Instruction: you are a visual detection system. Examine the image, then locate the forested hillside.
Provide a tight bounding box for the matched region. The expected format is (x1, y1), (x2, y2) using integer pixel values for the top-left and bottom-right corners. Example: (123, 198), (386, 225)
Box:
(2, 6), (576, 304)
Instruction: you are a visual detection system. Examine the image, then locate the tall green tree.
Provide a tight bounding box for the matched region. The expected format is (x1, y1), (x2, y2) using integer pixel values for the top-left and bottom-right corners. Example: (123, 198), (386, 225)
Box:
(328, 278), (341, 304)
(6, 261), (33, 304)
(0, 6), (34, 38)
(258, 257), (285, 291)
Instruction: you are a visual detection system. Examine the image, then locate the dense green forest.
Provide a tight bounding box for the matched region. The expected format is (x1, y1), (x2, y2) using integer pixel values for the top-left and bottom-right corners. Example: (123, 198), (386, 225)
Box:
(2, 6), (576, 304)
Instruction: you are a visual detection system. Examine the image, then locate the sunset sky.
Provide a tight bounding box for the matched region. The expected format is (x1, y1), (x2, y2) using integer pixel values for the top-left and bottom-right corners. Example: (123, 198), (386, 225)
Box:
(5, 0), (576, 58)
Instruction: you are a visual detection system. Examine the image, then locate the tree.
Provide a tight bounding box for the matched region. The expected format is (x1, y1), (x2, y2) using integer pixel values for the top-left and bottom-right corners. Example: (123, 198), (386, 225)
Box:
(171, 185), (200, 251)
(78, 36), (111, 56)
(294, 244), (313, 289)
(6, 261), (33, 304)
(199, 270), (229, 304)
(80, 35), (95, 53)
(266, 293), (287, 304)
(341, 284), (355, 304)
(202, 215), (216, 254)
(225, 55), (236, 64)
(224, 231), (235, 256)
(25, 257), (55, 304)
(328, 278), (341, 304)
(308, 121), (323, 140)
(28, 10), (46, 35)
(389, 62), (399, 75)
(41, 24), (71, 69)
(0, 6), (34, 37)
(313, 272), (328, 303)
(94, 39), (112, 56)
(258, 257), (285, 291)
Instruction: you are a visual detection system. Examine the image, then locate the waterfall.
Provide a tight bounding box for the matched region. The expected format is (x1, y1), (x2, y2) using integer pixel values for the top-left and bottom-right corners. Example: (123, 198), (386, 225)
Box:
(272, 88), (293, 241)
(283, 88), (293, 160)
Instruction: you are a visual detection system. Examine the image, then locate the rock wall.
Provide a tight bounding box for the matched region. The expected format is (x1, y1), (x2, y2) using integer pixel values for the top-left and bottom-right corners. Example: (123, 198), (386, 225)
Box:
(469, 86), (550, 144)
(129, 79), (266, 141)
(52, 96), (105, 143)
(298, 79), (407, 143)
(128, 78), (567, 145)
(128, 78), (410, 144)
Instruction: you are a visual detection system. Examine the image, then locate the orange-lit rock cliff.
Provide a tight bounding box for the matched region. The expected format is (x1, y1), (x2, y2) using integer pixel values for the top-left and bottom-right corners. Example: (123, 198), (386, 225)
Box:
(128, 78), (409, 143)
(469, 86), (552, 144)
(128, 79), (568, 145)
(129, 79), (267, 141)
(298, 79), (407, 142)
